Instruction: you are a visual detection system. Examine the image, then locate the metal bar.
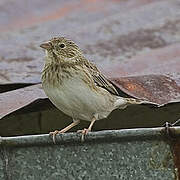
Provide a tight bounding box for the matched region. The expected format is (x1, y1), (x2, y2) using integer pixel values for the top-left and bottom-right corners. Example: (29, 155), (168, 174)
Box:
(0, 127), (180, 147)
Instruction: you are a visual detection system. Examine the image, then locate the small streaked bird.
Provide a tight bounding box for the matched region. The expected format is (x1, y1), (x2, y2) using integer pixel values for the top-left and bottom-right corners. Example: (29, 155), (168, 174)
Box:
(40, 37), (147, 142)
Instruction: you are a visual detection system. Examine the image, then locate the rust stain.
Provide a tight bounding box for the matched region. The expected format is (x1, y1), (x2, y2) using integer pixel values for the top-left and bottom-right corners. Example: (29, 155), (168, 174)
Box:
(160, 127), (180, 179)
(0, 0), (160, 32)
(173, 141), (180, 178)
(5, 57), (33, 63)
(158, 127), (180, 179)
(0, 4), (77, 32)
(0, 0), (111, 32)
(124, 83), (143, 92)
(111, 75), (180, 105)
(170, 139), (180, 180)
(102, 43), (180, 79)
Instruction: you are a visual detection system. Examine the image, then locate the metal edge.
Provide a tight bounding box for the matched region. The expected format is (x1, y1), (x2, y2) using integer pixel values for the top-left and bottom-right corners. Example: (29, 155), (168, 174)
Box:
(0, 127), (180, 147)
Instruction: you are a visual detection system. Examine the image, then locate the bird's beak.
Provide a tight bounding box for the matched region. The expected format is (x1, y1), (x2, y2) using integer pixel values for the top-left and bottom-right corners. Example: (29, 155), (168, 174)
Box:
(40, 41), (52, 49)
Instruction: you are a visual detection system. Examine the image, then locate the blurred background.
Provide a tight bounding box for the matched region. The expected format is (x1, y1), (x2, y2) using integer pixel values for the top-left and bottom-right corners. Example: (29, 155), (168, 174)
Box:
(0, 0), (180, 136)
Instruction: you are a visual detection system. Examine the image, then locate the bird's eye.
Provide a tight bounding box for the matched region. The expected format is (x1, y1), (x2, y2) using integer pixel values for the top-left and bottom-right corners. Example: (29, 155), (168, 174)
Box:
(59, 43), (65, 48)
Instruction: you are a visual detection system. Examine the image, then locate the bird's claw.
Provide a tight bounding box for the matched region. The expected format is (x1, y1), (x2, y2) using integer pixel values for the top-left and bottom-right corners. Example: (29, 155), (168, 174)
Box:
(49, 130), (62, 144)
(77, 128), (89, 142)
(162, 119), (180, 139)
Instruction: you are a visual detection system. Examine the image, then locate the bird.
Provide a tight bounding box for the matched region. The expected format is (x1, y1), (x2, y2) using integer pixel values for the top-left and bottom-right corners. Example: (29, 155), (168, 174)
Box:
(40, 37), (148, 143)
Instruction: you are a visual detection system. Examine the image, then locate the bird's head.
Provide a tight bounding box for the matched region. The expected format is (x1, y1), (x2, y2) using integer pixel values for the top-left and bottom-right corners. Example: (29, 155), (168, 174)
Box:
(40, 37), (82, 62)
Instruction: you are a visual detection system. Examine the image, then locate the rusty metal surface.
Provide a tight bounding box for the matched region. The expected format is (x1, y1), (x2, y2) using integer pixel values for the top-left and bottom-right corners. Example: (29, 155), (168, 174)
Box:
(0, 0), (180, 118)
(107, 43), (180, 105)
(0, 0), (180, 84)
(1, 0), (131, 84)
(111, 75), (180, 105)
(172, 139), (180, 179)
(0, 84), (47, 119)
(1, 0), (156, 85)
(102, 43), (180, 77)
(162, 126), (180, 180)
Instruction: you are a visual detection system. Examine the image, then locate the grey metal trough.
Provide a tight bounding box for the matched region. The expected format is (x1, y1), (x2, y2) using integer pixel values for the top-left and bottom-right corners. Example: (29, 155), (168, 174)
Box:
(0, 127), (180, 180)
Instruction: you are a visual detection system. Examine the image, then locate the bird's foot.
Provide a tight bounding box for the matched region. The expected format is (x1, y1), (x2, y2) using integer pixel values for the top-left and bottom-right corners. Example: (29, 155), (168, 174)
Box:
(49, 130), (63, 144)
(162, 119), (180, 139)
(77, 128), (90, 142)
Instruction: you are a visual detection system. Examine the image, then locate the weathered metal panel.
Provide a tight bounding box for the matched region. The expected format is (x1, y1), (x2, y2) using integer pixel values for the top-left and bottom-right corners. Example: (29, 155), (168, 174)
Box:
(1, 0), (180, 85)
(0, 128), (178, 179)
(0, 84), (46, 119)
(0, 153), (5, 180)
(111, 75), (180, 105)
(0, 0), (180, 118)
(1, 102), (180, 138)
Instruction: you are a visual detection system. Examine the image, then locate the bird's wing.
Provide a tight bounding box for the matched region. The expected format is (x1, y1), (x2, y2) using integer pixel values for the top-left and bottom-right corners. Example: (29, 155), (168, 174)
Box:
(84, 61), (119, 96)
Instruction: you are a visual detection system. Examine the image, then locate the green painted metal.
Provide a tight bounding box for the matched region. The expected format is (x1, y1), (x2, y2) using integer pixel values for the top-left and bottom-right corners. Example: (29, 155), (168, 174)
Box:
(0, 127), (179, 179)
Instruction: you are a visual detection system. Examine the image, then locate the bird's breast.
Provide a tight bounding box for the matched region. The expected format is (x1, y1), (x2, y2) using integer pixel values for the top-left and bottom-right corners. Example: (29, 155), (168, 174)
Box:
(42, 70), (115, 121)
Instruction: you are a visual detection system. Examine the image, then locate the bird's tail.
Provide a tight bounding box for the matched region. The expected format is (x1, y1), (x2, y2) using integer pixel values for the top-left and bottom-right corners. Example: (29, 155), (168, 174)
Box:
(124, 98), (149, 105)
(116, 97), (157, 109)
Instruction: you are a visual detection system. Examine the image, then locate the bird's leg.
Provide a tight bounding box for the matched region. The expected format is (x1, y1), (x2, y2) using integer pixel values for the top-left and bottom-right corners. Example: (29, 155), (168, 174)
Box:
(77, 117), (96, 142)
(163, 118), (180, 138)
(49, 120), (80, 144)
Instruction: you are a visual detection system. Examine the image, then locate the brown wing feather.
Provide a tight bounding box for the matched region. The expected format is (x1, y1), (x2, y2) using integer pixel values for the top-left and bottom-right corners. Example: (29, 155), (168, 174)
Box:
(84, 60), (119, 96)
